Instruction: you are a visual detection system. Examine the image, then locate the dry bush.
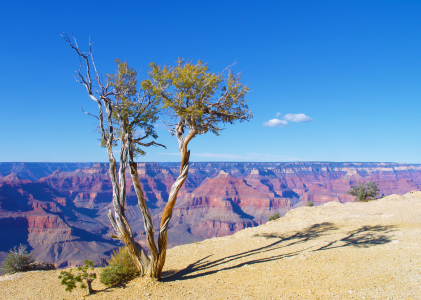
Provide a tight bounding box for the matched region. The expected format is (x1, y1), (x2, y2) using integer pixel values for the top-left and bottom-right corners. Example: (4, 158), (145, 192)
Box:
(268, 213), (281, 221)
(100, 247), (139, 286)
(1, 244), (34, 274)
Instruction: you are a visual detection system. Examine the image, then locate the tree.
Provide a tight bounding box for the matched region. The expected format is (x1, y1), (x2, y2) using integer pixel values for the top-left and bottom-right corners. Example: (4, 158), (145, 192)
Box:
(63, 34), (166, 277)
(58, 260), (97, 295)
(346, 181), (380, 202)
(63, 35), (251, 280)
(143, 59), (252, 278)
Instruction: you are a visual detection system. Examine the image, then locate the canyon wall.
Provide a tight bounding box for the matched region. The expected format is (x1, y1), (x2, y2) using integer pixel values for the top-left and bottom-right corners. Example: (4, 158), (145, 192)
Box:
(0, 162), (420, 268)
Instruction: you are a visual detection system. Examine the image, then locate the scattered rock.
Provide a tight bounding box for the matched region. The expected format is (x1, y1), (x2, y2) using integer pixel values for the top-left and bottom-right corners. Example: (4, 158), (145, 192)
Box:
(29, 262), (56, 271)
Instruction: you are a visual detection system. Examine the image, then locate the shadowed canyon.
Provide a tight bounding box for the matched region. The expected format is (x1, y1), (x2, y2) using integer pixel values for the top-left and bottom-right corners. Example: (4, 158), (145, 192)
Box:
(0, 162), (420, 268)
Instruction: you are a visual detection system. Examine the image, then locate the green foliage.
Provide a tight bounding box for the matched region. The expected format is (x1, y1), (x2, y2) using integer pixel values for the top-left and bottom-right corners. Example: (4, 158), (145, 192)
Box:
(101, 59), (161, 157)
(58, 270), (77, 292)
(346, 181), (380, 202)
(100, 247), (139, 287)
(268, 213), (281, 221)
(58, 260), (96, 294)
(306, 200), (314, 207)
(0, 244), (34, 274)
(143, 58), (251, 136)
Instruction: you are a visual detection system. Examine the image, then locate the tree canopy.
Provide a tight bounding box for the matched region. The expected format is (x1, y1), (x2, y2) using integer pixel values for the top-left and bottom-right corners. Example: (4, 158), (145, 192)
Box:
(98, 59), (163, 157)
(143, 58), (252, 137)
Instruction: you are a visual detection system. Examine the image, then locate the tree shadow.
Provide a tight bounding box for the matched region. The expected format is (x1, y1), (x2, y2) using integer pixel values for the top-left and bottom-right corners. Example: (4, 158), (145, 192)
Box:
(162, 222), (337, 281)
(313, 225), (396, 251)
(82, 285), (115, 296)
(162, 222), (395, 282)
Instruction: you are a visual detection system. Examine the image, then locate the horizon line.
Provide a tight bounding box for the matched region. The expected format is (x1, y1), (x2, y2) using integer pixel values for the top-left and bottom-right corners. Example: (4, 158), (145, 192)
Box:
(1, 161), (420, 165)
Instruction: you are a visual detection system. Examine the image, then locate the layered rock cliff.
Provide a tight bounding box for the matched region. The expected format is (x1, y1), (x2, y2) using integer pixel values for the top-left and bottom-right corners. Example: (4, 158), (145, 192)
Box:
(0, 161), (420, 268)
(0, 172), (118, 269)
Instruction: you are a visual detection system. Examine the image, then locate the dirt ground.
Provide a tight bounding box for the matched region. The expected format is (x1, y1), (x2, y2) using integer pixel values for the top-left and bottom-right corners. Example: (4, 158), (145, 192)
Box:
(1, 191), (421, 300)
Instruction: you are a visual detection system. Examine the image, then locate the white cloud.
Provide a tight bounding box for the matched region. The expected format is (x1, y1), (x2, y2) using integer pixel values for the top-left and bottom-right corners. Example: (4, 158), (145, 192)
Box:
(263, 119), (288, 127)
(283, 113), (313, 123)
(276, 112), (282, 117)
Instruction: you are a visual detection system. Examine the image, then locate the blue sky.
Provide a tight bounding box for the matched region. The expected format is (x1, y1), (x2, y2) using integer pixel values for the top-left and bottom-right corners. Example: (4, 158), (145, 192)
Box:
(1, 0), (420, 163)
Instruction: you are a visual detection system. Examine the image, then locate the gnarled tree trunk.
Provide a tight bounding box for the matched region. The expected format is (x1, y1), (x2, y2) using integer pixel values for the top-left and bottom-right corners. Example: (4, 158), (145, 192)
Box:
(106, 134), (151, 275)
(64, 35), (248, 280)
(124, 119), (194, 279)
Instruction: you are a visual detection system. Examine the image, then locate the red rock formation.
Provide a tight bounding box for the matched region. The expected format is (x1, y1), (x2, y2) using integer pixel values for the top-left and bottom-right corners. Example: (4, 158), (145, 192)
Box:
(172, 171), (293, 239)
(0, 176), (118, 269)
(1, 162), (421, 268)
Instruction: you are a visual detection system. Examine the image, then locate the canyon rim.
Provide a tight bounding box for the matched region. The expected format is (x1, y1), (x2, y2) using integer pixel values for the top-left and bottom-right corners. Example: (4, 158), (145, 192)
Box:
(0, 161), (420, 268)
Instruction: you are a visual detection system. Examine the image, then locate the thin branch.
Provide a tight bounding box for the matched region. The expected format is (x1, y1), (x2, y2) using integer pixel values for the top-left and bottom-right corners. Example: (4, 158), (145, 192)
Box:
(220, 59), (237, 75)
(80, 106), (99, 120)
(110, 234), (122, 240)
(135, 140), (167, 149)
(91, 51), (103, 90)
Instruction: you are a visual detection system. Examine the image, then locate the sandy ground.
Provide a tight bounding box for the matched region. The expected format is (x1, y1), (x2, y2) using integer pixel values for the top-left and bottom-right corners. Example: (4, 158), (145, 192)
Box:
(1, 191), (420, 300)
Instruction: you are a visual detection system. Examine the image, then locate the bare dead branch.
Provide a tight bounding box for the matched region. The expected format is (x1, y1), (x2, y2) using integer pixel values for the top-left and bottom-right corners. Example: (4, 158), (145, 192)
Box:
(80, 106), (99, 120)
(135, 140), (167, 149)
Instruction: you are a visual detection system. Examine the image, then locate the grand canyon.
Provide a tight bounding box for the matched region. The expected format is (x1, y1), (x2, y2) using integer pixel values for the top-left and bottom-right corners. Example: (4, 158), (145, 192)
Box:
(1, 162), (420, 269)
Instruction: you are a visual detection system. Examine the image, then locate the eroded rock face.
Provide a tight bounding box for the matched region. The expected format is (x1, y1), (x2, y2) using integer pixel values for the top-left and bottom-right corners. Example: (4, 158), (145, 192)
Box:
(0, 162), (420, 268)
(0, 175), (118, 269)
(171, 172), (293, 239)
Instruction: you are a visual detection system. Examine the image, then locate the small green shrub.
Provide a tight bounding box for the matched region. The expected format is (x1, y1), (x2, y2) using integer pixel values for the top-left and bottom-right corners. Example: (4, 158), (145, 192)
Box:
(58, 260), (97, 295)
(1, 244), (34, 274)
(268, 213), (281, 221)
(100, 247), (139, 287)
(306, 200), (314, 207)
(346, 181), (380, 202)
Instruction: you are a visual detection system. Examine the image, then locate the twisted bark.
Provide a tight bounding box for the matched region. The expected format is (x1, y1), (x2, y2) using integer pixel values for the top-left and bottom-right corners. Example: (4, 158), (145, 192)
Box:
(153, 120), (196, 279)
(128, 155), (159, 276)
(155, 150), (190, 278)
(106, 143), (150, 275)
